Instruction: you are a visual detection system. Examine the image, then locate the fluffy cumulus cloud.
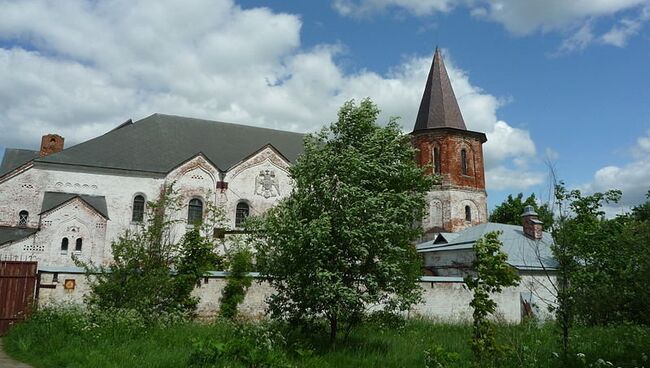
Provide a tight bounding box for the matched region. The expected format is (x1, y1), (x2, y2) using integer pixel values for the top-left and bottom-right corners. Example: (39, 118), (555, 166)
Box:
(581, 132), (650, 216)
(334, 0), (650, 52)
(0, 0), (542, 191)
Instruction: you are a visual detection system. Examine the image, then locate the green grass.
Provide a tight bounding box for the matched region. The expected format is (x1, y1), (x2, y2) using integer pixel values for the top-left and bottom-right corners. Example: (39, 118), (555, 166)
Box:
(3, 308), (650, 368)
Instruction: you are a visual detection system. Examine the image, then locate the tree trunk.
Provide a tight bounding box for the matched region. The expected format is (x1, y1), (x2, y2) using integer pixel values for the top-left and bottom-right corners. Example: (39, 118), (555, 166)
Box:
(329, 314), (338, 350)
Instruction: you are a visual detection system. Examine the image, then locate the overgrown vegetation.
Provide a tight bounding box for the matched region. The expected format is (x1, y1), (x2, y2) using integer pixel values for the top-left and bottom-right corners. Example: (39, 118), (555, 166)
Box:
(254, 99), (436, 345)
(550, 185), (650, 361)
(77, 185), (223, 322)
(5, 307), (650, 368)
(464, 231), (520, 366)
(219, 240), (254, 320)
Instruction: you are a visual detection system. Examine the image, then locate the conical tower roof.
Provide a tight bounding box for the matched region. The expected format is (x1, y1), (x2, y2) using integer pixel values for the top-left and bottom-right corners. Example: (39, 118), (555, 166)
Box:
(413, 48), (466, 132)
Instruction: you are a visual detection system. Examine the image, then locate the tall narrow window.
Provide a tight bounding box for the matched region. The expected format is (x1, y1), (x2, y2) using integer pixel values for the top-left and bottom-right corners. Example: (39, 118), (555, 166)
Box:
(75, 238), (83, 252)
(187, 198), (203, 224)
(460, 149), (468, 175)
(60, 237), (69, 254)
(132, 195), (145, 222)
(433, 147), (441, 174)
(18, 210), (29, 227)
(235, 202), (250, 228)
(465, 205), (472, 222)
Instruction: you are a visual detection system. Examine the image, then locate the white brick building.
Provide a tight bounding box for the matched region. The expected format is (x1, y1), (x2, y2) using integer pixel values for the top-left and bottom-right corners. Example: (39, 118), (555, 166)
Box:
(0, 114), (301, 267)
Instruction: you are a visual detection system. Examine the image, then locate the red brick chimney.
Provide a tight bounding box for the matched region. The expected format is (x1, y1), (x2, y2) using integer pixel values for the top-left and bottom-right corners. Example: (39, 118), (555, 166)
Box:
(39, 134), (64, 157)
(522, 205), (543, 240)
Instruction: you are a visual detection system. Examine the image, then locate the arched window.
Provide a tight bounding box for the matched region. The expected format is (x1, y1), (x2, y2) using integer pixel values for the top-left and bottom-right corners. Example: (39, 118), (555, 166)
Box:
(18, 210), (29, 227)
(75, 238), (83, 252)
(235, 202), (250, 228)
(433, 147), (441, 174)
(187, 198), (203, 224)
(460, 149), (468, 175)
(132, 195), (145, 222)
(61, 237), (69, 253)
(465, 205), (472, 222)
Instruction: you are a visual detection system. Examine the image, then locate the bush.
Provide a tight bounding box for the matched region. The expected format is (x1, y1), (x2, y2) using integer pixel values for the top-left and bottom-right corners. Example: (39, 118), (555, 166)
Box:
(79, 186), (222, 323)
(188, 321), (293, 368)
(424, 345), (460, 368)
(365, 310), (407, 330)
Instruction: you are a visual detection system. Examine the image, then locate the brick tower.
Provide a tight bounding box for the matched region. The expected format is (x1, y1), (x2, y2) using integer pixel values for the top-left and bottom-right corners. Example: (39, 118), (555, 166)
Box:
(412, 48), (488, 234)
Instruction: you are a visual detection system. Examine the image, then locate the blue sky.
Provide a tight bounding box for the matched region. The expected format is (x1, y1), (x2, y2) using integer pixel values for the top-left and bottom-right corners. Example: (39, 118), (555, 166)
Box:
(0, 0), (649, 213)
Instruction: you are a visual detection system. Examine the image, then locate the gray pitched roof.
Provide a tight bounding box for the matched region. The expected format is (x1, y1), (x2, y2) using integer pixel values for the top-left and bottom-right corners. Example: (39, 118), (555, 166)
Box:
(35, 114), (306, 174)
(0, 148), (40, 177)
(40, 192), (109, 219)
(416, 222), (558, 271)
(0, 226), (38, 246)
(413, 48), (467, 132)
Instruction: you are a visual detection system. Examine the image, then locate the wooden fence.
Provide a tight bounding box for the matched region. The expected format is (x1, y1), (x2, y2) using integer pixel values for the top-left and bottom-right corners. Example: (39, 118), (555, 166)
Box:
(0, 260), (37, 335)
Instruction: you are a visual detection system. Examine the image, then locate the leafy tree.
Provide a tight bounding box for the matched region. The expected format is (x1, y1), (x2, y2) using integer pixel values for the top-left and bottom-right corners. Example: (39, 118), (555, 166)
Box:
(464, 231), (520, 365)
(489, 192), (553, 227)
(254, 99), (436, 346)
(550, 183), (622, 361)
(219, 240), (254, 320)
(80, 185), (222, 321)
(631, 190), (650, 222)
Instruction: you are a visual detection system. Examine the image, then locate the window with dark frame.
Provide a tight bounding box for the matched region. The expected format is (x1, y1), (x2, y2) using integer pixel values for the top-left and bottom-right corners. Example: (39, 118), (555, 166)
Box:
(460, 149), (468, 175)
(187, 198), (203, 224)
(132, 195), (145, 222)
(75, 238), (83, 252)
(465, 205), (472, 222)
(61, 237), (69, 253)
(235, 202), (250, 228)
(18, 210), (29, 227)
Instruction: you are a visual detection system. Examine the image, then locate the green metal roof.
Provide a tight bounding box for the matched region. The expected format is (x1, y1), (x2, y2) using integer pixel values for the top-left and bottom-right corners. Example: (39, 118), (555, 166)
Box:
(0, 148), (40, 177)
(40, 192), (109, 219)
(35, 113), (306, 174)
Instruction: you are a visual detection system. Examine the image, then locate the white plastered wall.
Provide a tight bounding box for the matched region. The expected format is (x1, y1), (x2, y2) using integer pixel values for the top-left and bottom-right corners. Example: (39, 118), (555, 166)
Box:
(0, 146), (294, 267)
(222, 146), (292, 228)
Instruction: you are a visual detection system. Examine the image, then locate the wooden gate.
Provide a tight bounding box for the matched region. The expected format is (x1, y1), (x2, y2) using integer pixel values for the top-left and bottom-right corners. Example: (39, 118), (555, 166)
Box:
(0, 261), (37, 335)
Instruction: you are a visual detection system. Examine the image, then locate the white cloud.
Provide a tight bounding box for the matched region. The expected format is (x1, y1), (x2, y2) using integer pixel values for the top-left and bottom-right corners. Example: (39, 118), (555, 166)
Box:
(555, 22), (595, 54)
(0, 0), (542, 192)
(470, 0), (647, 35)
(486, 166), (545, 191)
(332, 0), (453, 17)
(582, 131), (650, 215)
(332, 0), (650, 52)
(600, 5), (650, 46)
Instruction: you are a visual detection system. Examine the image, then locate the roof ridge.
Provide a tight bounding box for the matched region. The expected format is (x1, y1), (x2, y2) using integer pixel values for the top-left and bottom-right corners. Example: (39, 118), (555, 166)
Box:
(150, 113), (306, 136)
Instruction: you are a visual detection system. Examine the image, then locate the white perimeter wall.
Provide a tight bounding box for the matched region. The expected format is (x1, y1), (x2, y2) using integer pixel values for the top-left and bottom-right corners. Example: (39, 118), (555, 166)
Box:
(36, 272), (557, 324)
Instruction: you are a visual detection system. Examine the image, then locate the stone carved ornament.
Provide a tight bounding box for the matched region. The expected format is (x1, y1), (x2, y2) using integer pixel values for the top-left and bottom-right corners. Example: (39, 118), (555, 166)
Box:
(255, 170), (280, 198)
